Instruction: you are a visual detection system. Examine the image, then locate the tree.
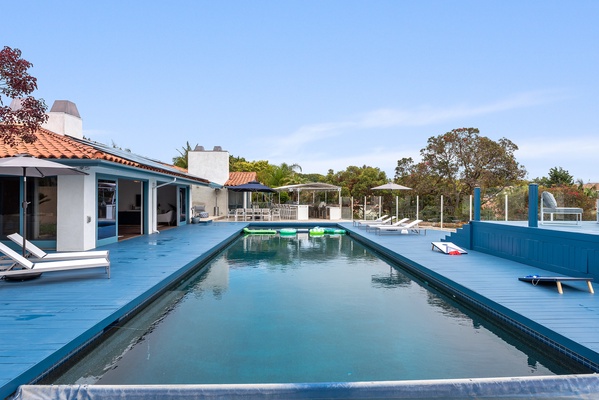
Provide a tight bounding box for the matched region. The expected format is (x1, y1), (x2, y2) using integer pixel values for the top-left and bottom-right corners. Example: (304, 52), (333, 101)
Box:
(326, 165), (387, 198)
(545, 166), (574, 187)
(420, 128), (526, 195)
(260, 162), (303, 188)
(172, 141), (196, 169)
(395, 128), (527, 217)
(229, 155), (271, 175)
(0, 46), (48, 146)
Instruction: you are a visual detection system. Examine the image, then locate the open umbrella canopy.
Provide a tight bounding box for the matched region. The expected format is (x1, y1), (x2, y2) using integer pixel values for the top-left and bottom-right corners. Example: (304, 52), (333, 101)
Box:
(372, 183), (411, 191)
(227, 180), (276, 193)
(0, 154), (87, 177)
(371, 182), (412, 221)
(0, 154), (87, 257)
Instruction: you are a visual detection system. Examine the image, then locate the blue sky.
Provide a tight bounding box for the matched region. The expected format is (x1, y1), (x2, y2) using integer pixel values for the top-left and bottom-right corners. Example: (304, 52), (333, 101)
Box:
(4, 1), (598, 182)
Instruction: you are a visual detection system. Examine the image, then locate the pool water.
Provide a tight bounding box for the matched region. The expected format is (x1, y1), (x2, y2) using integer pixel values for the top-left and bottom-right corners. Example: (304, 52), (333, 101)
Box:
(51, 233), (587, 385)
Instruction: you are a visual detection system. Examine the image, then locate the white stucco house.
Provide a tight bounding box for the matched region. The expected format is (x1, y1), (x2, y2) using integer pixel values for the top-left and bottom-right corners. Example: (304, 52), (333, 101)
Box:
(0, 100), (228, 251)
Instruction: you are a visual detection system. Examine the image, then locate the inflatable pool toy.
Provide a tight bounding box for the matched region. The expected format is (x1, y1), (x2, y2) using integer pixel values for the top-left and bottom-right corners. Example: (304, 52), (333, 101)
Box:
(309, 227), (325, 236)
(279, 228), (297, 235)
(243, 228), (277, 235)
(323, 228), (346, 235)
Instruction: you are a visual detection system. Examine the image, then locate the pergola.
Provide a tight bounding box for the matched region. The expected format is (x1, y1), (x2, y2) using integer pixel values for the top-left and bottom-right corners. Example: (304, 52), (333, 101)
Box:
(273, 182), (342, 204)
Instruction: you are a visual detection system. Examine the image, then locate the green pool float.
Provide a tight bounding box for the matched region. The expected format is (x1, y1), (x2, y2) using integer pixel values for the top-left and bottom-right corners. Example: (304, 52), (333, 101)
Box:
(243, 228), (277, 235)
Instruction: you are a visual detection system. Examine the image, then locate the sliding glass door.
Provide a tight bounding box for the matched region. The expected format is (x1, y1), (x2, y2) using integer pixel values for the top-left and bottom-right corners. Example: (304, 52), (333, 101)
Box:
(98, 179), (117, 241)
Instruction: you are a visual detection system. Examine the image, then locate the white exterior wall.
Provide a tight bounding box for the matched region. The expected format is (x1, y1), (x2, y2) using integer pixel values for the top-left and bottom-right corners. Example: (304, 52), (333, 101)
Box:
(188, 148), (229, 217)
(56, 166), (195, 250)
(188, 149), (229, 184)
(42, 112), (83, 139)
(57, 172), (96, 251)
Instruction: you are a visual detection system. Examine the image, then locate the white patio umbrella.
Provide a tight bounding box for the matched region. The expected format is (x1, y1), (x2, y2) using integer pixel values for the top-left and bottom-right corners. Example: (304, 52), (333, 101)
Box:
(372, 183), (412, 220)
(371, 183), (412, 191)
(0, 154), (87, 256)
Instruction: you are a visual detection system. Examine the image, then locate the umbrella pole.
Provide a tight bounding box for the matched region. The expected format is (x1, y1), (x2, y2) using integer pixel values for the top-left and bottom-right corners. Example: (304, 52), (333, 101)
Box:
(22, 168), (28, 257)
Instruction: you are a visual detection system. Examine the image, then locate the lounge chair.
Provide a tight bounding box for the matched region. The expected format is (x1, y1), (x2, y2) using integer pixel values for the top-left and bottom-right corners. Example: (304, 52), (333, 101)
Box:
(518, 274), (593, 294)
(353, 215), (388, 226)
(0, 242), (110, 281)
(431, 241), (467, 254)
(356, 216), (395, 229)
(7, 233), (109, 262)
(366, 218), (409, 232)
(375, 219), (424, 235)
(157, 210), (174, 225)
(540, 191), (582, 225)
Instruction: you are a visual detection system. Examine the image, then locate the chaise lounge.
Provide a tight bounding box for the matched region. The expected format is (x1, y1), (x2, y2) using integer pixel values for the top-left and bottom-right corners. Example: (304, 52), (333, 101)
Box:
(375, 219), (425, 235)
(540, 191), (583, 225)
(352, 215), (388, 226)
(366, 218), (409, 232)
(356, 216), (396, 229)
(7, 233), (109, 261)
(0, 242), (110, 281)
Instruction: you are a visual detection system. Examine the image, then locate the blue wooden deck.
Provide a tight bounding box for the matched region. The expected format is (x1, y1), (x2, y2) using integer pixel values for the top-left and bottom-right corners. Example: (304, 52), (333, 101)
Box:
(2, 221), (599, 398)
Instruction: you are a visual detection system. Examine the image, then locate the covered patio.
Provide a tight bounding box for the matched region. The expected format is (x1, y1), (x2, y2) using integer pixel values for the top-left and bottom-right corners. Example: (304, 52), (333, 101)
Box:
(273, 182), (342, 220)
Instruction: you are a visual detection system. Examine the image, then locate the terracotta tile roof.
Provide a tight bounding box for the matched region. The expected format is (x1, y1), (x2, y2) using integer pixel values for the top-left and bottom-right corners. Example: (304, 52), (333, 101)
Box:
(225, 171), (257, 186)
(0, 128), (210, 184)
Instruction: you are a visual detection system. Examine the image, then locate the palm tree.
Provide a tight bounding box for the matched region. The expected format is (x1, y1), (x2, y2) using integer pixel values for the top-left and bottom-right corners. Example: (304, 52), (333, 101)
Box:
(172, 142), (195, 169)
(260, 163), (303, 187)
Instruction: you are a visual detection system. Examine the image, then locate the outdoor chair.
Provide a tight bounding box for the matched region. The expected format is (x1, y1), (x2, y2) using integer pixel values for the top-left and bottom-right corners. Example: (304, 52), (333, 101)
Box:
(0, 242), (110, 281)
(192, 205), (209, 219)
(540, 191), (582, 225)
(352, 215), (388, 226)
(356, 216), (395, 229)
(270, 208), (282, 221)
(157, 210), (174, 225)
(234, 208), (245, 221)
(260, 208), (271, 221)
(366, 218), (409, 232)
(226, 209), (236, 220)
(375, 219), (425, 235)
(7, 233), (109, 262)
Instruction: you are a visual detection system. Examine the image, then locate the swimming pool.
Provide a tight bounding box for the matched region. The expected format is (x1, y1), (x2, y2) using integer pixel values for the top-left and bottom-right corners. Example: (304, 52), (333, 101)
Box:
(49, 233), (588, 385)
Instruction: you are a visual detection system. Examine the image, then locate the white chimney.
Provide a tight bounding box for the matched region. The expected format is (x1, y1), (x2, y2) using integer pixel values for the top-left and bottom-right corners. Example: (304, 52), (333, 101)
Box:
(188, 145), (229, 185)
(42, 100), (83, 138)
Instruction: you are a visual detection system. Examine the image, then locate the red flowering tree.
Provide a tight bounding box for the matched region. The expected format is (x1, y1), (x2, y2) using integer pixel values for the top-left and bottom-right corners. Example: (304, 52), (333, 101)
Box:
(0, 46), (48, 146)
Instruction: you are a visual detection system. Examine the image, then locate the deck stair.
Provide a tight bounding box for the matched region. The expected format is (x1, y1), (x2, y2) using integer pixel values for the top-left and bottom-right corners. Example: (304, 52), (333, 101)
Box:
(442, 223), (471, 249)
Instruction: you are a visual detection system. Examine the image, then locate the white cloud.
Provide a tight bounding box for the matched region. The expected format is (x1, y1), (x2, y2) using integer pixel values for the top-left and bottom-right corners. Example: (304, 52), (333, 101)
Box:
(357, 90), (565, 129)
(517, 136), (599, 159)
(268, 90), (564, 158)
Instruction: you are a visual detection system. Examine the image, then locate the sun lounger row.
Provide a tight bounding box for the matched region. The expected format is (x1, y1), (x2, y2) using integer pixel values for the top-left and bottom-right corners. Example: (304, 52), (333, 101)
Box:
(355, 216), (396, 229)
(365, 218), (409, 232)
(1, 235), (110, 283)
(373, 219), (424, 235)
(356, 217), (425, 235)
(352, 215), (388, 226)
